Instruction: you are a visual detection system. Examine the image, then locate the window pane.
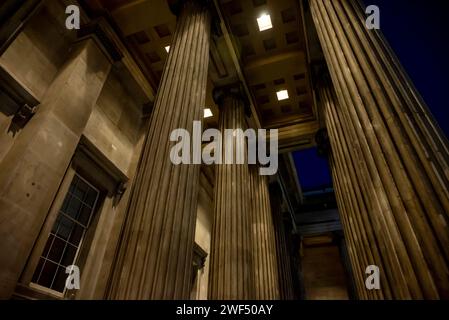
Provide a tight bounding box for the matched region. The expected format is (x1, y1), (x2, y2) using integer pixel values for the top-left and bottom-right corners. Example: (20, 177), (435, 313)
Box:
(51, 266), (68, 292)
(78, 205), (92, 226)
(31, 258), (45, 283)
(64, 196), (82, 220)
(41, 234), (54, 258)
(32, 173), (100, 294)
(37, 260), (58, 288)
(69, 224), (84, 247)
(73, 178), (88, 201)
(55, 215), (75, 240)
(61, 243), (77, 267)
(47, 237), (66, 263)
(61, 196), (69, 213)
(85, 188), (98, 207)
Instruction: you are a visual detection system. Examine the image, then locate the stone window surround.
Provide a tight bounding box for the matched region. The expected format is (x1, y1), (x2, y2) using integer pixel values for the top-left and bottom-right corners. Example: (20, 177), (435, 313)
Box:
(15, 135), (129, 300)
(30, 172), (101, 296)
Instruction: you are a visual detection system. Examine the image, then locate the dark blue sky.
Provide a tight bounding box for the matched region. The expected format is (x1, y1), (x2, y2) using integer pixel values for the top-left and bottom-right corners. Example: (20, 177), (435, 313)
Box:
(293, 147), (332, 191)
(369, 0), (449, 138)
(294, 1), (449, 191)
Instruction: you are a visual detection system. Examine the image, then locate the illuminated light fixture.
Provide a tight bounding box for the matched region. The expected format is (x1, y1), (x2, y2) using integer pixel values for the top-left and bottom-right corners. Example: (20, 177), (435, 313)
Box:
(257, 14), (272, 31)
(165, 46), (170, 52)
(276, 89), (289, 101)
(204, 108), (213, 118)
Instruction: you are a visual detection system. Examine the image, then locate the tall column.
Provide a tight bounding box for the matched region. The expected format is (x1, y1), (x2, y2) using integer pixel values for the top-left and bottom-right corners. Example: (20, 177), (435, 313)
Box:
(332, 112), (385, 298)
(208, 85), (255, 300)
(269, 183), (295, 300)
(320, 82), (386, 300)
(311, 0), (449, 299)
(0, 35), (113, 298)
(107, 0), (211, 299)
(248, 165), (279, 299)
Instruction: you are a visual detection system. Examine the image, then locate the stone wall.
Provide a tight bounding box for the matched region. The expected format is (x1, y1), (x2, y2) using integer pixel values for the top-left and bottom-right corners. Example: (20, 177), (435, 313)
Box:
(302, 243), (349, 300)
(0, 0), (214, 300)
(0, 0), (149, 299)
(0, 2), (74, 101)
(193, 176), (213, 299)
(0, 1), (74, 164)
(84, 68), (145, 174)
(75, 68), (148, 299)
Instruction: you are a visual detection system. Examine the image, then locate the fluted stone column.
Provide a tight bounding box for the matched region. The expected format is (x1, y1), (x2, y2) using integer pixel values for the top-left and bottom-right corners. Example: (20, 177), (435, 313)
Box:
(311, 0), (449, 299)
(320, 85), (386, 299)
(249, 165), (279, 299)
(208, 86), (255, 300)
(0, 36), (112, 298)
(107, 0), (211, 299)
(269, 183), (295, 300)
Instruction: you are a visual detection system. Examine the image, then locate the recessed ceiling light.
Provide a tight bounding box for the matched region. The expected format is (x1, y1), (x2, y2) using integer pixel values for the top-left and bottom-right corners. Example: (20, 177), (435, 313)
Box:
(276, 90), (289, 101)
(257, 14), (272, 31)
(165, 46), (170, 53)
(204, 108), (213, 118)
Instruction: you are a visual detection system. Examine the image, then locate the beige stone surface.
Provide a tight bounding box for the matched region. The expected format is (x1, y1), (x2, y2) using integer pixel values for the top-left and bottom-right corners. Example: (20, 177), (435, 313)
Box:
(208, 93), (255, 300)
(249, 165), (279, 299)
(0, 37), (111, 298)
(193, 174), (214, 300)
(311, 0), (449, 299)
(107, 1), (211, 299)
(83, 70), (144, 175)
(0, 3), (75, 101)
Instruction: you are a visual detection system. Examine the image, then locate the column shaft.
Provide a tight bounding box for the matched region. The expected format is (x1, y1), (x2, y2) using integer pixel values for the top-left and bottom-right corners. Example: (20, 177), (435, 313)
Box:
(249, 165), (279, 299)
(269, 184), (295, 300)
(324, 85), (388, 299)
(208, 93), (254, 300)
(311, 0), (449, 298)
(108, 1), (210, 299)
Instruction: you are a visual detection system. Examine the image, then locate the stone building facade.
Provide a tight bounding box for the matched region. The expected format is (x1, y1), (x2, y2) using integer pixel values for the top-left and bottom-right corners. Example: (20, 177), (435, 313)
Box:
(0, 0), (448, 300)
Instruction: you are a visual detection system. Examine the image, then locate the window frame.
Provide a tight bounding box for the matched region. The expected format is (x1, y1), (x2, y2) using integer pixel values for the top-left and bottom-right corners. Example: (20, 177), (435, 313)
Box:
(19, 167), (105, 299)
(30, 173), (101, 296)
(17, 135), (129, 299)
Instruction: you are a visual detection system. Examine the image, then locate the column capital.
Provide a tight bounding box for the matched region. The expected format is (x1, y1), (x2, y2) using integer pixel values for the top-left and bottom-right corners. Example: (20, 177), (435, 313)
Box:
(168, 0), (212, 16)
(212, 82), (245, 104)
(168, 0), (222, 37)
(212, 82), (251, 116)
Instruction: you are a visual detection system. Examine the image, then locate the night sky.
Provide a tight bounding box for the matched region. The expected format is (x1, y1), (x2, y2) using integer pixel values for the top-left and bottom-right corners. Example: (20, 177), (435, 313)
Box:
(294, 0), (449, 191)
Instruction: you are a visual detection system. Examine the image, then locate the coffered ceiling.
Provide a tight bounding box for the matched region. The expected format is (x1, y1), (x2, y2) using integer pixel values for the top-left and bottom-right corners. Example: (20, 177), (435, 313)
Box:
(81, 0), (319, 148)
(220, 0), (315, 129)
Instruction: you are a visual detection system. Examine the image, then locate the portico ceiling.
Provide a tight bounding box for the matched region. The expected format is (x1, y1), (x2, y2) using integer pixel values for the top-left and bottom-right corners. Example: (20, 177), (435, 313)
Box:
(220, 0), (315, 128)
(81, 0), (320, 148)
